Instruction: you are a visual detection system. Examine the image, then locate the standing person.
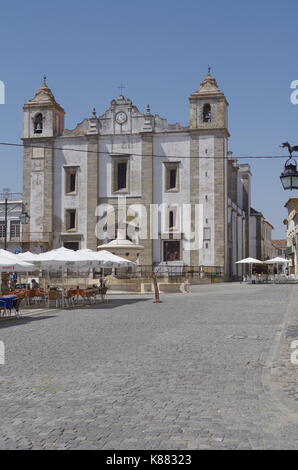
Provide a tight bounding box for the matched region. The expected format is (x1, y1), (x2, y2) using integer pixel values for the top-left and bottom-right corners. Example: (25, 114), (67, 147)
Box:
(31, 279), (39, 289)
(103, 274), (110, 288)
(11, 272), (17, 290)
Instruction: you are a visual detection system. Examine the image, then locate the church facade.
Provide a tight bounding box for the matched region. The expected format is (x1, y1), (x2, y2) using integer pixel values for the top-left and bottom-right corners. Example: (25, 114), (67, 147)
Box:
(22, 73), (252, 279)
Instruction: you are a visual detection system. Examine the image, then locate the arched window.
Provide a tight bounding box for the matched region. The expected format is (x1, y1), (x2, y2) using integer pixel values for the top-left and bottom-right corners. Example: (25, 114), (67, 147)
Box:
(34, 113), (43, 134)
(203, 103), (211, 123)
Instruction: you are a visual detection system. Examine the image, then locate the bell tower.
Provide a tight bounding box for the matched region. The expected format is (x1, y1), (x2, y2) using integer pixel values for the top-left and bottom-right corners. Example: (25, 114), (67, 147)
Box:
(23, 76), (65, 139)
(22, 78), (65, 252)
(189, 69), (228, 131)
(188, 70), (230, 276)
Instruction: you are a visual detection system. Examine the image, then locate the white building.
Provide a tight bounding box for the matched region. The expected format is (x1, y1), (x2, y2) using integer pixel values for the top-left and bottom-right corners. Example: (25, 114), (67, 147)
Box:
(249, 208), (277, 261)
(22, 73), (255, 278)
(0, 191), (23, 253)
(284, 198), (298, 274)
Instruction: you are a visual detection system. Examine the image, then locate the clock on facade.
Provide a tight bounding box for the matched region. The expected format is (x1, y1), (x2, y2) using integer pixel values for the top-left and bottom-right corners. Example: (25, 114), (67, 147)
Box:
(115, 112), (127, 124)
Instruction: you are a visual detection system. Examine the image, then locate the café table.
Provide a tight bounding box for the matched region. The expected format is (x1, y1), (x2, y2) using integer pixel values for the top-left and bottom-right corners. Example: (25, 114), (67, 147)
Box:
(0, 295), (18, 314)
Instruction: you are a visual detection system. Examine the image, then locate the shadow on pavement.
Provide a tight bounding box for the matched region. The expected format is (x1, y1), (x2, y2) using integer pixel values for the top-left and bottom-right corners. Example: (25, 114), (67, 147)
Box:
(0, 315), (57, 329)
(76, 297), (153, 310)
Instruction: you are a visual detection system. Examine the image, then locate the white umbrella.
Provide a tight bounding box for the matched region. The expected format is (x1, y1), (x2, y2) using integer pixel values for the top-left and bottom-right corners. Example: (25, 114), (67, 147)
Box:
(0, 249), (34, 262)
(77, 249), (135, 287)
(17, 251), (42, 262)
(76, 249), (122, 268)
(30, 247), (94, 301)
(86, 249), (135, 267)
(36, 247), (91, 267)
(236, 257), (263, 279)
(264, 256), (290, 276)
(0, 252), (35, 272)
(264, 257), (290, 264)
(235, 257), (263, 264)
(0, 250), (38, 290)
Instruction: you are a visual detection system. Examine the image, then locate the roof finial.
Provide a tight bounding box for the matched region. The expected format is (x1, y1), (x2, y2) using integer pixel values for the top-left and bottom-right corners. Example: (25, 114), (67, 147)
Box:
(118, 83), (126, 96)
(146, 104), (151, 114)
(208, 65), (211, 76)
(92, 107), (97, 118)
(42, 75), (47, 86)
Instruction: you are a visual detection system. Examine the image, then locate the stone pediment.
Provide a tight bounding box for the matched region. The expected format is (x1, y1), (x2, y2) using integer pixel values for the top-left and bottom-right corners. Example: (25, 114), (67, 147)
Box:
(25, 82), (63, 110)
(100, 95), (142, 118)
(190, 74), (225, 98)
(29, 89), (56, 103)
(54, 94), (187, 136)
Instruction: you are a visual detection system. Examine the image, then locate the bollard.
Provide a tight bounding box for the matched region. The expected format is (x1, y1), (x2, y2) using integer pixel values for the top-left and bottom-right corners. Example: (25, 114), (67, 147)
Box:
(152, 273), (162, 303)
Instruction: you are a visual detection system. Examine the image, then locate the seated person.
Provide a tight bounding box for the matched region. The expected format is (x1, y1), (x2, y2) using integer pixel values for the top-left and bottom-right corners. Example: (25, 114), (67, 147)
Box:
(31, 279), (39, 289)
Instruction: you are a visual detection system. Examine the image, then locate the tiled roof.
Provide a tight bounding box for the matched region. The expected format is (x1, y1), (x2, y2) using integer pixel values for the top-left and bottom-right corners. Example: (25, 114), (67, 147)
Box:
(272, 239), (287, 247)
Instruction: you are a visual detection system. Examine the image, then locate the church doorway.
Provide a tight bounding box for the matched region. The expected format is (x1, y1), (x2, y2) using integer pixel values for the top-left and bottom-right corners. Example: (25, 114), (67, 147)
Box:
(163, 241), (180, 261)
(63, 242), (79, 251)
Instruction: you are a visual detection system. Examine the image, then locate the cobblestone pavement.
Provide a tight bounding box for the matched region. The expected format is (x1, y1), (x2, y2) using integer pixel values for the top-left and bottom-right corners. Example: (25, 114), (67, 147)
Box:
(0, 283), (298, 450)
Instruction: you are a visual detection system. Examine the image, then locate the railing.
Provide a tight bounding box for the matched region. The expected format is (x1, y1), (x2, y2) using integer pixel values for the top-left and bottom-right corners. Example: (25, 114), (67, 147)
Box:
(96, 265), (224, 281)
(38, 265), (224, 282)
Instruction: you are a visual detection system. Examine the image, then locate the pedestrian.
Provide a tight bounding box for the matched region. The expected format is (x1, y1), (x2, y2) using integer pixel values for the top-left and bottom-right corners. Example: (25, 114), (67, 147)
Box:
(184, 278), (191, 293)
(31, 279), (39, 289)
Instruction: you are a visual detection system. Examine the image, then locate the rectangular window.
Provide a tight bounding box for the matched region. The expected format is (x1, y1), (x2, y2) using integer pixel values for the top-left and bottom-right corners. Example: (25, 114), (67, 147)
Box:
(203, 227), (211, 240)
(10, 221), (20, 239)
(169, 210), (174, 230)
(65, 209), (77, 231)
(117, 162), (127, 190)
(164, 163), (180, 192)
(65, 167), (78, 194)
(169, 169), (177, 189)
(112, 158), (129, 193)
(0, 222), (6, 238)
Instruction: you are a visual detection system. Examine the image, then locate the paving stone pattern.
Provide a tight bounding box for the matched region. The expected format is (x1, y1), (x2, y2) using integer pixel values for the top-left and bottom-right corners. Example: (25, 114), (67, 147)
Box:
(0, 284), (297, 449)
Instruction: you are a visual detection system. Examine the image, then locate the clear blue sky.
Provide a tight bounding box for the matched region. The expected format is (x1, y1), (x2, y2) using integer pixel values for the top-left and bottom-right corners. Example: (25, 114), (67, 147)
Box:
(0, 0), (297, 237)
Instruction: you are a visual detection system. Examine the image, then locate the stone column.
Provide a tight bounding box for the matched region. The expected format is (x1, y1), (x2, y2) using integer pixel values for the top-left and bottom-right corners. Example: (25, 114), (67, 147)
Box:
(43, 142), (54, 249)
(213, 133), (226, 270)
(22, 141), (31, 250)
(140, 133), (153, 266)
(189, 131), (200, 266)
(86, 136), (99, 250)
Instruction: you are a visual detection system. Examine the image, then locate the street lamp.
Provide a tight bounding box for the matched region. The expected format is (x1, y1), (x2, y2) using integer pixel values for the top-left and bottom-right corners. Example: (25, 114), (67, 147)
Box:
(280, 157), (298, 190)
(19, 205), (30, 225)
(280, 142), (298, 190)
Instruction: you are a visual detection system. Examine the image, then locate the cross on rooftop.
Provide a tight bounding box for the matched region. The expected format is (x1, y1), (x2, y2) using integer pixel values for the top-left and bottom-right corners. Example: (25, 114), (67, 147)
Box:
(118, 83), (126, 95)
